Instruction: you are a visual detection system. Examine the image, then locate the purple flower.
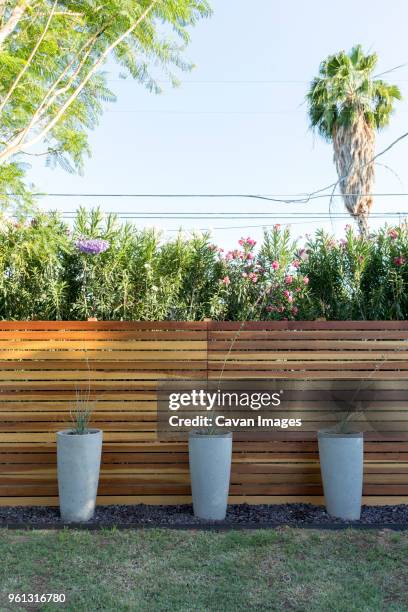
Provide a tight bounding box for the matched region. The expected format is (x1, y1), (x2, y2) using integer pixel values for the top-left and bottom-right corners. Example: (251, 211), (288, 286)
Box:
(75, 238), (110, 255)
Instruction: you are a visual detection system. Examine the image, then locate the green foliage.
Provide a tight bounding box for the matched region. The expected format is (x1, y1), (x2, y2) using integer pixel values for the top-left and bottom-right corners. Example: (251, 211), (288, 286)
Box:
(70, 388), (95, 435)
(0, 162), (35, 216)
(300, 224), (408, 320)
(0, 0), (212, 213)
(0, 211), (70, 319)
(307, 44), (401, 140)
(1, 210), (408, 321)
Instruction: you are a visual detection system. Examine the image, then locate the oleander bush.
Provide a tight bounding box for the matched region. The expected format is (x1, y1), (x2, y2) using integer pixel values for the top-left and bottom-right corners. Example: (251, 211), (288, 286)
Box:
(0, 208), (407, 320)
(299, 225), (408, 320)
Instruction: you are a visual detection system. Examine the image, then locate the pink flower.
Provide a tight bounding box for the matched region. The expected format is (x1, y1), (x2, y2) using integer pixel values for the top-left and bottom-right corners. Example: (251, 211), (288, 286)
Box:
(271, 260), (280, 270)
(295, 287), (301, 293)
(221, 276), (231, 286)
(224, 248), (244, 260)
(274, 224), (281, 230)
(266, 305), (275, 312)
(303, 276), (309, 285)
(292, 260), (301, 269)
(389, 229), (398, 239)
(283, 290), (293, 303)
(394, 256), (406, 266)
(249, 272), (258, 283)
(239, 237), (256, 247)
(246, 252), (254, 260)
(291, 305), (299, 315)
(285, 275), (293, 284)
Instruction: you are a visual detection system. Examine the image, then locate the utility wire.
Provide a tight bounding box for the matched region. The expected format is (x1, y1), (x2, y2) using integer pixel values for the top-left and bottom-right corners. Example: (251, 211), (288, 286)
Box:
(58, 212), (408, 219)
(27, 192), (408, 201)
(23, 131), (408, 227)
(104, 108), (408, 115)
(165, 218), (407, 232)
(106, 71), (408, 85)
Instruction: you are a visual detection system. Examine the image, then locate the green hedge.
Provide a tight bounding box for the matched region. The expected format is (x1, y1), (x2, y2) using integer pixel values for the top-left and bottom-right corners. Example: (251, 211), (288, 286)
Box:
(0, 208), (407, 320)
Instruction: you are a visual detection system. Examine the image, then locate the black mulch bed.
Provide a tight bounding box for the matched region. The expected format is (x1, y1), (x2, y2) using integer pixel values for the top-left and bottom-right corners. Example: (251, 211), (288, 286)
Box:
(1, 503), (408, 529)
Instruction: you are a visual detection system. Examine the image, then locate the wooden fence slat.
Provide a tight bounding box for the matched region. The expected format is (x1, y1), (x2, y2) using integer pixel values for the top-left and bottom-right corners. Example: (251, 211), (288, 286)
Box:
(0, 350), (207, 361)
(0, 341), (207, 350)
(207, 321), (408, 330)
(0, 321), (209, 330)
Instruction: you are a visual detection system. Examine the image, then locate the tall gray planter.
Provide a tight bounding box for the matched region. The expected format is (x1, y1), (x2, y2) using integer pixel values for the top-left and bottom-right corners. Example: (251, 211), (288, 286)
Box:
(57, 429), (103, 522)
(318, 431), (363, 520)
(189, 432), (232, 520)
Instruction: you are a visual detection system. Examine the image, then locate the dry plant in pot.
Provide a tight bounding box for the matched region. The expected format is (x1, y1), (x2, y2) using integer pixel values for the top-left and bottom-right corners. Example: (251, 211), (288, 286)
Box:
(318, 397), (365, 521)
(57, 386), (103, 523)
(189, 290), (273, 521)
(318, 373), (391, 521)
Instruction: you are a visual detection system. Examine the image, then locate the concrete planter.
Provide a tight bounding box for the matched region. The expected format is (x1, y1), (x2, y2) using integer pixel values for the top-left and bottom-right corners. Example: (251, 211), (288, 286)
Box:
(57, 429), (103, 522)
(318, 431), (363, 520)
(189, 431), (232, 520)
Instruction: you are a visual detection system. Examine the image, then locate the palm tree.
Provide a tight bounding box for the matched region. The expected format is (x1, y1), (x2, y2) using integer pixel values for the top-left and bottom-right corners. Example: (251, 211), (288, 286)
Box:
(307, 45), (401, 235)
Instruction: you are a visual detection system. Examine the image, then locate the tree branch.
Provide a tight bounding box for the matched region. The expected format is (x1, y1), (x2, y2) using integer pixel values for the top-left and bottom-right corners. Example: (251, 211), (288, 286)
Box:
(36, 27), (106, 118)
(0, 0), (31, 48)
(0, 0), (158, 162)
(0, 0), (58, 114)
(0, 27), (104, 156)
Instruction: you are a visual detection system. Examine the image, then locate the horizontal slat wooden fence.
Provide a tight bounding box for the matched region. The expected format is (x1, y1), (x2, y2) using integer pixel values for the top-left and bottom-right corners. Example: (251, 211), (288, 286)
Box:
(0, 320), (408, 506)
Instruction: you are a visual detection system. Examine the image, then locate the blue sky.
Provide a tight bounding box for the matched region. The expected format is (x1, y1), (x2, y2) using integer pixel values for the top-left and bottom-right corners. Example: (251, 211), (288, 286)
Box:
(27, 0), (408, 248)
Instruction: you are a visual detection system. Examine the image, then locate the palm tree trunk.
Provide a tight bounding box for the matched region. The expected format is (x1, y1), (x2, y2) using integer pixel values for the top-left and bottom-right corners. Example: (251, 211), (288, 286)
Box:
(332, 115), (375, 236)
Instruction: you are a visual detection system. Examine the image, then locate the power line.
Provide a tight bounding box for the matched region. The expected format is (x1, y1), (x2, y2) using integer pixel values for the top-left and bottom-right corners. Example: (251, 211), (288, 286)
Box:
(165, 218), (408, 232)
(58, 212), (408, 219)
(105, 109), (303, 114)
(26, 130), (408, 227)
(103, 108), (408, 115)
(30, 192), (408, 200)
(109, 78), (310, 84)
(374, 62), (408, 79)
(308, 130), (408, 209)
(106, 76), (408, 85)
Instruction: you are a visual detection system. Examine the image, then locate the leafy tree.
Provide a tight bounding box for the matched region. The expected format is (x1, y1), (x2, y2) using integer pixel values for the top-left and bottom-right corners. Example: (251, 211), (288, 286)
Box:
(307, 45), (401, 235)
(0, 0), (211, 212)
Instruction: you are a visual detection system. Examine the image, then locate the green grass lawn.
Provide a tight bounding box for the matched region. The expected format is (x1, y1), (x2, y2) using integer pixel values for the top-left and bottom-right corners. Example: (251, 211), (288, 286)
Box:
(0, 527), (407, 611)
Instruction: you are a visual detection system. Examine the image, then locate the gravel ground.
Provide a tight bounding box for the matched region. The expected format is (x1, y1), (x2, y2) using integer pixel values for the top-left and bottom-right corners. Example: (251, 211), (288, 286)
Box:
(0, 503), (408, 528)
